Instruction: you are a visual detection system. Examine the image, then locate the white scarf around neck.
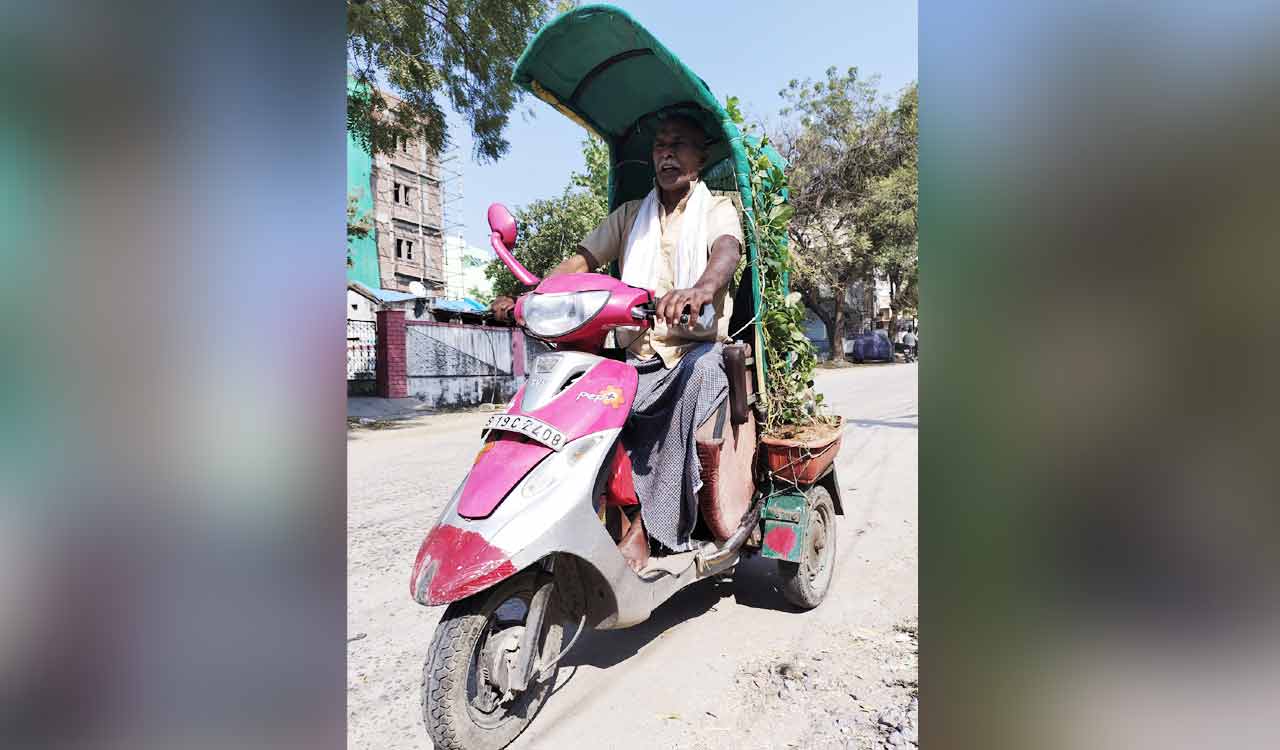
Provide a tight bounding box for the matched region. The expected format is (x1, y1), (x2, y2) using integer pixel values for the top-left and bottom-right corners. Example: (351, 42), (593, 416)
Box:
(620, 180), (715, 328)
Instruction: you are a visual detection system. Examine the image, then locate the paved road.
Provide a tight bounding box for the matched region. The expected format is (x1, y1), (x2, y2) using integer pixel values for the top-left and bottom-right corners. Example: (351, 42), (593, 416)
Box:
(347, 362), (918, 749)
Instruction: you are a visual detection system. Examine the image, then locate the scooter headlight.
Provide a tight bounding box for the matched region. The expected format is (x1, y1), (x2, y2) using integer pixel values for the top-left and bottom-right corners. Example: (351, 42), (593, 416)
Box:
(522, 291), (610, 337)
(519, 433), (608, 499)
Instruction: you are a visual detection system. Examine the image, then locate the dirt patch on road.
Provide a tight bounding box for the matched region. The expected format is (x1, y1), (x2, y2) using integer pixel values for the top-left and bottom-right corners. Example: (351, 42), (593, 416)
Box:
(672, 618), (918, 750)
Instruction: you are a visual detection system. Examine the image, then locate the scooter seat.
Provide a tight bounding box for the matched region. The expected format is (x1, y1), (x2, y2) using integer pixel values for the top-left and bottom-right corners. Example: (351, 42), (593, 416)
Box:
(695, 348), (757, 541)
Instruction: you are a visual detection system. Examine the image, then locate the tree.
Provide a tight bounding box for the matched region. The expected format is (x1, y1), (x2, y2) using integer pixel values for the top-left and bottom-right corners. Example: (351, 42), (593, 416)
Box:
(864, 83), (918, 334)
(485, 134), (609, 298)
(484, 190), (607, 299)
(779, 68), (917, 358)
(346, 0), (551, 161)
(466, 286), (495, 305)
(571, 134), (610, 206)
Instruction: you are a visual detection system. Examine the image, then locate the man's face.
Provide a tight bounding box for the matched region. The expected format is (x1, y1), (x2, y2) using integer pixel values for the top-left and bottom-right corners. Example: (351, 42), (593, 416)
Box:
(651, 119), (706, 193)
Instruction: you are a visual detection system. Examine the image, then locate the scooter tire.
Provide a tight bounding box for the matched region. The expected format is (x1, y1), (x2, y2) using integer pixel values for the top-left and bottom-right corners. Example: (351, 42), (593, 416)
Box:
(777, 485), (837, 610)
(422, 570), (563, 750)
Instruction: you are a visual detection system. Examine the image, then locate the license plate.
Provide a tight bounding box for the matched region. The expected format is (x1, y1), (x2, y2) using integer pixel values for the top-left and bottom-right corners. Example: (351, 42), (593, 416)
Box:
(483, 413), (567, 451)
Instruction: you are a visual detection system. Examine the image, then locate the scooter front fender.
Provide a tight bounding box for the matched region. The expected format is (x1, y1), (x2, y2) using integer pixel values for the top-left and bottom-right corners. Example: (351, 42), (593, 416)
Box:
(410, 521), (519, 606)
(411, 428), (622, 607)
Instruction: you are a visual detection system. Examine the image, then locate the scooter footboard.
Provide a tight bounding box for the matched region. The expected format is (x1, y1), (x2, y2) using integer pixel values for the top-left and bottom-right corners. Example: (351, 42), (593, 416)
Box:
(500, 504), (729, 631)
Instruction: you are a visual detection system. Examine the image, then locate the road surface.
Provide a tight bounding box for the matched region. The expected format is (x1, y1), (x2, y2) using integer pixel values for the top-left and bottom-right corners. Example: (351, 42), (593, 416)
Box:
(348, 362), (918, 749)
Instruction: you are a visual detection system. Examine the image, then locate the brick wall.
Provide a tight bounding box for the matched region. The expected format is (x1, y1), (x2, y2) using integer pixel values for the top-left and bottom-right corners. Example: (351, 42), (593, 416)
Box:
(375, 309), (407, 398)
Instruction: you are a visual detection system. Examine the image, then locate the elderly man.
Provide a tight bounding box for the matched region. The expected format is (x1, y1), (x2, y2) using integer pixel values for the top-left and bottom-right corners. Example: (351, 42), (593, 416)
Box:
(492, 111), (742, 570)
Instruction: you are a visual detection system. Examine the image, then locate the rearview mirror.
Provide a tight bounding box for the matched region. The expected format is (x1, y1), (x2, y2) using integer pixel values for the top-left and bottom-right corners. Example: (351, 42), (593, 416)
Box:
(486, 203), (539, 287)
(487, 203), (517, 249)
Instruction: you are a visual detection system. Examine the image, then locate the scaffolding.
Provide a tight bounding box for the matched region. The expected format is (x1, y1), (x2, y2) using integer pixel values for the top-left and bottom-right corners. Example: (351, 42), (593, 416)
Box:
(438, 138), (469, 300)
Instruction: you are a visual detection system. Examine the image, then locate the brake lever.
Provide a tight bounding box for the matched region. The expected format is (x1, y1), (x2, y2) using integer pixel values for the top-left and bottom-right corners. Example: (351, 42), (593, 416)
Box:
(630, 302), (657, 321)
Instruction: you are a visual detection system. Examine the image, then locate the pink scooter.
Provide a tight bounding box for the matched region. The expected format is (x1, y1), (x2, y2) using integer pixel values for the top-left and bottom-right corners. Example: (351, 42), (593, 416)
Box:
(411, 204), (815, 750)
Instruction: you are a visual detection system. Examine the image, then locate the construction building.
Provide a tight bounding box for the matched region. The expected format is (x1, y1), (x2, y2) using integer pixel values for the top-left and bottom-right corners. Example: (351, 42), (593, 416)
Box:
(347, 87), (453, 296)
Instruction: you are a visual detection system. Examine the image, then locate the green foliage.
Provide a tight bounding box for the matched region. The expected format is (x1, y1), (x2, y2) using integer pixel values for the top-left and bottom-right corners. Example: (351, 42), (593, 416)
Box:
(571, 134), (610, 206)
(724, 95), (746, 130)
(347, 188), (374, 268)
(485, 136), (609, 298)
(466, 286), (495, 305)
(868, 83), (918, 316)
(485, 190), (607, 299)
(727, 99), (830, 435)
(346, 0), (551, 162)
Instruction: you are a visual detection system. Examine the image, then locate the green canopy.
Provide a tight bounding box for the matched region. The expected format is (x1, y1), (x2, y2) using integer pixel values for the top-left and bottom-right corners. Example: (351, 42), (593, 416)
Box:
(513, 4), (750, 209)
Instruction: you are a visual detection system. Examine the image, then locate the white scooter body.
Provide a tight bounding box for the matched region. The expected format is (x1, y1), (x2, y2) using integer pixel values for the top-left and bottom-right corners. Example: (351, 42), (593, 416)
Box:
(412, 351), (740, 630)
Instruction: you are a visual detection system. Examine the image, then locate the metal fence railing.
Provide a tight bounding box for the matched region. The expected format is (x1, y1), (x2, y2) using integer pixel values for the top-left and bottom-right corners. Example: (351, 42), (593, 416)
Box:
(347, 319), (377, 382)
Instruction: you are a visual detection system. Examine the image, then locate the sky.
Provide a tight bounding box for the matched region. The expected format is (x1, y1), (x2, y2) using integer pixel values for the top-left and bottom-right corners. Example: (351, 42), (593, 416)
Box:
(439, 0), (918, 254)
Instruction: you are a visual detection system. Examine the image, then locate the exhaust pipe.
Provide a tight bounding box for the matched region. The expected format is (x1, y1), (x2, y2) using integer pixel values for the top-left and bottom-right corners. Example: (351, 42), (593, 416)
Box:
(695, 495), (763, 575)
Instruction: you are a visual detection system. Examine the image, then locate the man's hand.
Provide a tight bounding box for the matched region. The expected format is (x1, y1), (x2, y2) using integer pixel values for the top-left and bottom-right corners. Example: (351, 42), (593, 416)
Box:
(653, 235), (739, 329)
(657, 285), (715, 328)
(491, 295), (516, 322)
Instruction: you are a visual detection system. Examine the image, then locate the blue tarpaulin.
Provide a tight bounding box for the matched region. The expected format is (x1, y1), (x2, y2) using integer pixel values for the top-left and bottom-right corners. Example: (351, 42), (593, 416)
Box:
(432, 298), (487, 313)
(850, 331), (894, 363)
(349, 281), (419, 304)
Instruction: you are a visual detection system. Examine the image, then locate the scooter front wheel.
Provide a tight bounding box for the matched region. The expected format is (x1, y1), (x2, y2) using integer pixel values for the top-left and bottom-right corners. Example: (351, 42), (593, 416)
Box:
(422, 570), (564, 750)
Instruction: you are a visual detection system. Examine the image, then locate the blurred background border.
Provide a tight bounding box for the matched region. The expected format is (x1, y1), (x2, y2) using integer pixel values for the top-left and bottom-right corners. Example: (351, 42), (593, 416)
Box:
(2, 1), (1278, 748)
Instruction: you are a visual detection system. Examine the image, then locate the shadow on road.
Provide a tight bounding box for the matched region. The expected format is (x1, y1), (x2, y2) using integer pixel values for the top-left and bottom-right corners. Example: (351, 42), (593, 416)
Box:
(727, 554), (805, 613)
(346, 418), (432, 437)
(557, 575), (733, 671)
(846, 414), (918, 430)
(546, 664), (579, 699)
(555, 555), (812, 675)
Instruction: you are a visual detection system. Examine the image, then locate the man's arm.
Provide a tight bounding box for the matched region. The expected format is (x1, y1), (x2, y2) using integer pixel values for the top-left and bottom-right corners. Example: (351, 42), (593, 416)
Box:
(490, 247), (602, 321)
(656, 235), (741, 326)
(547, 247), (600, 277)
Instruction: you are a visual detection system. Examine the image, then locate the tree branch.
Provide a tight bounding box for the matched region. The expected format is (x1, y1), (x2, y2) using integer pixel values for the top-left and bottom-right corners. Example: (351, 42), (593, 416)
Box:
(802, 289), (833, 329)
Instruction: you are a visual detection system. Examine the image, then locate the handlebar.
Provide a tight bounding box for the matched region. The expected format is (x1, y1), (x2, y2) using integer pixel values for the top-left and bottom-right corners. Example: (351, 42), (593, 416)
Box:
(631, 302), (656, 321)
(630, 300), (709, 327)
(678, 301), (711, 327)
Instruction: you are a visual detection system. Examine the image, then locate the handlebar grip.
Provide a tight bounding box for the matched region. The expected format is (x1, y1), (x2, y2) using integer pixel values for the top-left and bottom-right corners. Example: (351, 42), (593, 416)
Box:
(678, 302), (711, 327)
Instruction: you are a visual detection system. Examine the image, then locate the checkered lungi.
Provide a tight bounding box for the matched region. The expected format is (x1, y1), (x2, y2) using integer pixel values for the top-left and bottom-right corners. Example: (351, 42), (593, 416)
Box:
(623, 342), (728, 552)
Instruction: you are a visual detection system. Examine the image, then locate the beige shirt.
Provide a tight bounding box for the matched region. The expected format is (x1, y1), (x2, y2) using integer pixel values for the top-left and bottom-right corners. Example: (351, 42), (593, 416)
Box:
(580, 183), (744, 368)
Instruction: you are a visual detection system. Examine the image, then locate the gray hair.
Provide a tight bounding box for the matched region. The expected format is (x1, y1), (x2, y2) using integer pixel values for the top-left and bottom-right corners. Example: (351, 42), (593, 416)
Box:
(652, 108), (711, 150)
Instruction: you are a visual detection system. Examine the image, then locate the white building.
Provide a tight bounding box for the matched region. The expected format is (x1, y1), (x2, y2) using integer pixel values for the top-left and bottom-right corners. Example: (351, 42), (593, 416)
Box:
(443, 234), (496, 301)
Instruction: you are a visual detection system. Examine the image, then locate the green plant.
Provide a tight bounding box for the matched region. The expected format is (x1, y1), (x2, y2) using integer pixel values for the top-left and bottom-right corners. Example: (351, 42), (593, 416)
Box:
(727, 97), (834, 437)
(347, 188), (374, 269)
(466, 286), (495, 306)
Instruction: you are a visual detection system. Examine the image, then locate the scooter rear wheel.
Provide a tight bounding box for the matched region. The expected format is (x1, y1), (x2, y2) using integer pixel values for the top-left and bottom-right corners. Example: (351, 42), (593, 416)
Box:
(422, 570), (564, 750)
(777, 485), (837, 609)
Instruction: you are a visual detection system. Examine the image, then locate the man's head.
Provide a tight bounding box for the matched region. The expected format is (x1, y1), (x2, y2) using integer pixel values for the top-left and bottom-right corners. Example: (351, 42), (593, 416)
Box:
(651, 112), (708, 195)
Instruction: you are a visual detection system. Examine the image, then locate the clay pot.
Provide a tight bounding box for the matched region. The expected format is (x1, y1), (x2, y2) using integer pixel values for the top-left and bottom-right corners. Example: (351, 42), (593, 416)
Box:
(759, 416), (844, 484)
